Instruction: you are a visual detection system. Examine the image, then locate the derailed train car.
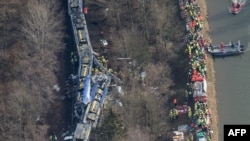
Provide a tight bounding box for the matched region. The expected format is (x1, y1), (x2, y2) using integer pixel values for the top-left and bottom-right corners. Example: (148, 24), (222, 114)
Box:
(86, 79), (109, 123)
(64, 0), (113, 141)
(67, 75), (110, 141)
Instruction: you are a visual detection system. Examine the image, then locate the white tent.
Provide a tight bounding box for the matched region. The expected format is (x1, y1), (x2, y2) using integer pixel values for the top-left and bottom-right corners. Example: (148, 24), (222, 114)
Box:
(193, 78), (207, 97)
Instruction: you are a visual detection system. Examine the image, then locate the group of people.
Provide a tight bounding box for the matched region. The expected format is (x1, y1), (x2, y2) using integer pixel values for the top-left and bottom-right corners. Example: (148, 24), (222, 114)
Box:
(91, 55), (116, 77)
(169, 108), (179, 120)
(176, 0), (214, 140)
(169, 98), (193, 120)
(185, 1), (203, 33)
(191, 101), (211, 128)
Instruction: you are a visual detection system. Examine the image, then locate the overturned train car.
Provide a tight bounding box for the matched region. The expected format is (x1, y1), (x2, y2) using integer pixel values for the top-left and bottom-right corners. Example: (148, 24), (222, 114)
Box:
(64, 0), (112, 141)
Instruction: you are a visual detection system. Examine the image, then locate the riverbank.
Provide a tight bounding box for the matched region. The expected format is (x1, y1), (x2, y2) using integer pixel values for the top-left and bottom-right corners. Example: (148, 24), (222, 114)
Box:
(197, 0), (219, 141)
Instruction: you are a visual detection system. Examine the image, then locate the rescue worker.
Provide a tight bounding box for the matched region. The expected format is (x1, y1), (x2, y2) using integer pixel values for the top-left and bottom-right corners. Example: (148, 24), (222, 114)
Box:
(195, 49), (199, 56)
(199, 21), (203, 30)
(185, 2), (190, 10)
(188, 106), (192, 118)
(194, 102), (197, 111)
(71, 57), (75, 64)
(169, 109), (173, 120)
(49, 134), (58, 141)
(197, 101), (201, 109)
(74, 54), (77, 62)
(193, 111), (198, 118)
(198, 13), (203, 21)
(203, 116), (207, 125)
(108, 68), (113, 73)
(188, 45), (192, 58)
(188, 33), (193, 41)
(173, 98), (177, 107)
(188, 71), (192, 79)
(189, 2), (194, 10)
(195, 22), (199, 32)
(186, 82), (190, 89)
(94, 68), (99, 74)
(102, 57), (107, 67)
(231, 42), (235, 48)
(220, 42), (224, 51)
(185, 90), (189, 98)
(209, 42), (213, 51)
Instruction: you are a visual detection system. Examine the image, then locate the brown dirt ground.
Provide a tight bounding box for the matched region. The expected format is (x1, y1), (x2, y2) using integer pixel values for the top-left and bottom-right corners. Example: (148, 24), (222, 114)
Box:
(197, 1), (219, 141)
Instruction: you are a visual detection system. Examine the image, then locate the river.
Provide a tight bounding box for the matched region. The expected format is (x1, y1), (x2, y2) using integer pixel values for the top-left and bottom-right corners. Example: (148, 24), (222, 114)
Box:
(206, 0), (250, 140)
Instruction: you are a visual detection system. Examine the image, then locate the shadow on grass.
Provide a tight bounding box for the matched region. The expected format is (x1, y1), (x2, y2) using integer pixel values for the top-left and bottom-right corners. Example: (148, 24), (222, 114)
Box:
(168, 44), (189, 90)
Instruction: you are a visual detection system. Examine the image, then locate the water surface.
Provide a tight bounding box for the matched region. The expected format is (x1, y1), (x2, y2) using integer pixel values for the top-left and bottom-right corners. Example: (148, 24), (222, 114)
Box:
(206, 0), (250, 140)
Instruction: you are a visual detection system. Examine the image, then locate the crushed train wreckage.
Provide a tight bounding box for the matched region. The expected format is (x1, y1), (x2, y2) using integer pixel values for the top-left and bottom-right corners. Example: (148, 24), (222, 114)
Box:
(63, 0), (121, 140)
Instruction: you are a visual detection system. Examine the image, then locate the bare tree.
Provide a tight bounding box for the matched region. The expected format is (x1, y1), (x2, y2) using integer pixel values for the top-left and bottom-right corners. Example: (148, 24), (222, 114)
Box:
(0, 80), (40, 140)
(0, 0), (23, 57)
(21, 0), (64, 54)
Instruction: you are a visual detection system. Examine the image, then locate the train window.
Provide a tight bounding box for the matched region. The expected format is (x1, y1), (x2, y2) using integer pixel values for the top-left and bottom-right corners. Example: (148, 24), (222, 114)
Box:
(82, 56), (90, 63)
(95, 95), (101, 101)
(87, 113), (96, 121)
(76, 18), (81, 22)
(97, 88), (103, 95)
(81, 65), (88, 77)
(70, 3), (78, 8)
(89, 101), (99, 113)
(80, 44), (88, 50)
(79, 81), (84, 90)
(76, 23), (84, 29)
(77, 29), (87, 44)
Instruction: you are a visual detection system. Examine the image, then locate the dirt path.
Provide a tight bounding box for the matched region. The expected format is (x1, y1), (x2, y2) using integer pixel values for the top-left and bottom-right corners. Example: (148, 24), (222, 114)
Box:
(197, 0), (219, 141)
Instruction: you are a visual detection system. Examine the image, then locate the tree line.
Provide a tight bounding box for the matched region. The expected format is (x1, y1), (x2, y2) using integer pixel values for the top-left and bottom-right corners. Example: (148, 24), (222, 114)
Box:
(0, 0), (66, 140)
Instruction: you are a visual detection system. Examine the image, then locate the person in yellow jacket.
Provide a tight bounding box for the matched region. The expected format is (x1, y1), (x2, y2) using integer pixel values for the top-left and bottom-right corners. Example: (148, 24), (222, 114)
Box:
(94, 68), (99, 74)
(49, 134), (58, 141)
(71, 57), (75, 64)
(185, 90), (189, 98)
(185, 2), (190, 10)
(194, 102), (198, 111)
(207, 136), (211, 141)
(169, 109), (173, 120)
(188, 106), (192, 118)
